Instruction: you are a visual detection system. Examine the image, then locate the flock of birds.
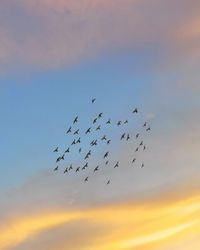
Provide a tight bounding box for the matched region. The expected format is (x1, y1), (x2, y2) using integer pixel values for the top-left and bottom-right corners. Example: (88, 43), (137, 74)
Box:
(52, 98), (151, 185)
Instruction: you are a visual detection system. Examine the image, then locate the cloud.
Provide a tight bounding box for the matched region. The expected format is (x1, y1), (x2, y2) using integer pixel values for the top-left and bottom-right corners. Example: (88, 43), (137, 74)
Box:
(0, 0), (199, 74)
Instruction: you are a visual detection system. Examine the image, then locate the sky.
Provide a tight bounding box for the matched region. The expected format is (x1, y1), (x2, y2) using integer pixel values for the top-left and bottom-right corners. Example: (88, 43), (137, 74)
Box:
(0, 0), (200, 249)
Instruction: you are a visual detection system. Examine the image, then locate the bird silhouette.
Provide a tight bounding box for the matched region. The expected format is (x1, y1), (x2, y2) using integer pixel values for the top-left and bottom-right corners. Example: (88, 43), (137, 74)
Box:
(121, 133), (126, 140)
(73, 116), (78, 124)
(79, 148), (82, 153)
(53, 147), (58, 153)
(132, 158), (136, 163)
(65, 147), (70, 153)
(105, 161), (109, 165)
(93, 118), (97, 124)
(139, 141), (143, 146)
(133, 108), (138, 113)
(96, 125), (101, 131)
(146, 127), (151, 131)
(104, 152), (109, 158)
(92, 98), (96, 103)
(106, 180), (110, 185)
(126, 134), (130, 141)
(117, 121), (122, 126)
(56, 157), (61, 163)
(74, 129), (79, 135)
(124, 120), (128, 124)
(84, 177), (89, 182)
(54, 166), (58, 171)
(94, 166), (99, 172)
(114, 161), (119, 168)
(141, 163), (144, 168)
(69, 164), (73, 171)
(136, 133), (139, 139)
(76, 167), (80, 172)
(85, 127), (91, 134)
(66, 127), (71, 134)
(135, 147), (139, 152)
(98, 113), (103, 118)
(76, 137), (81, 144)
(106, 119), (111, 124)
(107, 140), (111, 145)
(143, 122), (147, 127)
(71, 139), (76, 145)
(101, 135), (107, 141)
(61, 154), (65, 160)
(64, 168), (68, 173)
(143, 145), (146, 150)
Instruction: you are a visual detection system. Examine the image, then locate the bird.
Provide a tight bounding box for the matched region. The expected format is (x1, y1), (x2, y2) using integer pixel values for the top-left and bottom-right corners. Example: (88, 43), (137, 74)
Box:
(56, 157), (61, 163)
(64, 168), (68, 173)
(87, 150), (91, 156)
(139, 141), (143, 146)
(132, 158), (136, 163)
(54, 166), (58, 171)
(74, 129), (79, 135)
(133, 108), (138, 113)
(106, 180), (110, 185)
(105, 161), (109, 165)
(143, 122), (147, 127)
(85, 127), (91, 134)
(98, 113), (103, 118)
(84, 154), (89, 160)
(91, 140), (97, 146)
(104, 152), (109, 158)
(141, 163), (144, 168)
(114, 161), (119, 168)
(143, 145), (146, 150)
(73, 116), (78, 124)
(53, 147), (58, 153)
(66, 127), (71, 134)
(61, 154), (65, 160)
(92, 98), (96, 103)
(121, 133), (126, 140)
(96, 125), (101, 131)
(76, 167), (80, 172)
(135, 147), (139, 152)
(79, 148), (82, 153)
(126, 134), (130, 141)
(71, 139), (76, 145)
(117, 121), (122, 126)
(65, 147), (70, 153)
(69, 164), (73, 171)
(101, 135), (107, 141)
(107, 140), (111, 145)
(136, 133), (139, 139)
(106, 119), (111, 124)
(124, 120), (128, 124)
(93, 118), (98, 124)
(94, 166), (99, 172)
(82, 163), (88, 170)
(84, 177), (89, 182)
(76, 137), (81, 144)
(146, 127), (151, 131)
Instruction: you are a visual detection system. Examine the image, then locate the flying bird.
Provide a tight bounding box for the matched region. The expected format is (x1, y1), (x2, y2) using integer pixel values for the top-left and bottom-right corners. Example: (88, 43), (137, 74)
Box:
(135, 147), (139, 152)
(104, 152), (109, 158)
(79, 148), (82, 153)
(54, 166), (58, 171)
(96, 125), (101, 131)
(85, 127), (91, 134)
(92, 98), (96, 103)
(141, 163), (144, 168)
(98, 113), (103, 118)
(94, 166), (99, 172)
(101, 135), (107, 141)
(124, 120), (128, 124)
(105, 161), (109, 165)
(53, 147), (58, 153)
(76, 137), (81, 144)
(146, 127), (151, 131)
(121, 133), (126, 140)
(133, 108), (138, 113)
(93, 118), (98, 124)
(132, 158), (136, 163)
(106, 180), (110, 185)
(136, 133), (139, 139)
(71, 139), (76, 145)
(65, 147), (70, 153)
(69, 164), (73, 171)
(139, 141), (143, 146)
(76, 167), (80, 172)
(64, 168), (68, 173)
(74, 129), (79, 135)
(66, 127), (71, 134)
(73, 116), (78, 124)
(84, 177), (89, 182)
(114, 161), (119, 168)
(143, 122), (147, 127)
(143, 145), (146, 150)
(126, 134), (130, 141)
(106, 119), (111, 124)
(117, 121), (122, 126)
(107, 140), (111, 145)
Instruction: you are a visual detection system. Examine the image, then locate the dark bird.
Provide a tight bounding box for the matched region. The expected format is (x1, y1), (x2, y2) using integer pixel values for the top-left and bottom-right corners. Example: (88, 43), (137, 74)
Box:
(90, 140), (97, 146)
(143, 145), (146, 150)
(94, 166), (99, 172)
(84, 154), (89, 160)
(76, 167), (80, 172)
(132, 158), (136, 163)
(106, 119), (111, 124)
(105, 161), (109, 165)
(73, 116), (78, 124)
(141, 163), (144, 168)
(71, 139), (76, 145)
(133, 108), (138, 113)
(93, 118), (98, 124)
(82, 163), (88, 170)
(54, 166), (58, 171)
(146, 127), (151, 131)
(104, 152), (109, 158)
(79, 148), (82, 153)
(117, 121), (122, 126)
(135, 147), (139, 152)
(92, 98), (96, 103)
(76, 137), (81, 144)
(74, 129), (79, 135)
(96, 125), (101, 131)
(124, 120), (128, 124)
(136, 133), (139, 139)
(85, 127), (91, 134)
(66, 126), (72, 134)
(84, 177), (89, 182)
(69, 164), (73, 171)
(65, 147), (70, 153)
(98, 113), (103, 118)
(143, 122), (147, 127)
(87, 150), (91, 156)
(53, 147), (58, 153)
(101, 135), (107, 141)
(61, 154), (65, 160)
(114, 161), (119, 168)
(126, 134), (130, 141)
(107, 140), (111, 145)
(64, 168), (68, 173)
(56, 157), (61, 163)
(106, 180), (110, 185)
(121, 133), (126, 140)
(139, 141), (143, 146)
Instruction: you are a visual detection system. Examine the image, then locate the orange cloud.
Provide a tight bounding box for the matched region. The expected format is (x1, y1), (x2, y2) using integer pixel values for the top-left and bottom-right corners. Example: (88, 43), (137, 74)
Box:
(1, 193), (200, 250)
